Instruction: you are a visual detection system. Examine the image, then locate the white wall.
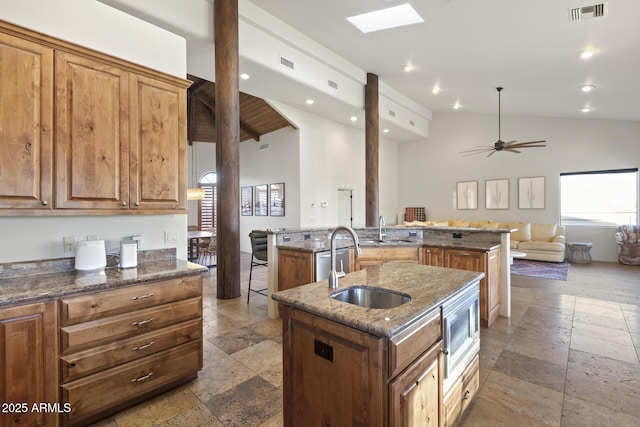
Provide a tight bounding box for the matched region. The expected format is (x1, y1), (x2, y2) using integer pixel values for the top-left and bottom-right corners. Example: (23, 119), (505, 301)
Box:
(398, 112), (640, 262)
(0, 0), (189, 263)
(269, 101), (399, 228)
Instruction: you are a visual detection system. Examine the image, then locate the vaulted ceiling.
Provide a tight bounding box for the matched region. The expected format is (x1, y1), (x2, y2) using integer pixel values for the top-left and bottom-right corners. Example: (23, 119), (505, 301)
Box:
(187, 74), (295, 144)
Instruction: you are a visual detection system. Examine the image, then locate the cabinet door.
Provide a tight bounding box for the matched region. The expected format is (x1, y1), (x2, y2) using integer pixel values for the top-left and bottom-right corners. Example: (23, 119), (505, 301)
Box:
(278, 250), (314, 291)
(0, 33), (53, 211)
(129, 74), (186, 211)
(445, 249), (483, 272)
(485, 249), (501, 326)
(55, 51), (129, 209)
(389, 342), (442, 427)
(423, 247), (444, 266)
(0, 302), (58, 427)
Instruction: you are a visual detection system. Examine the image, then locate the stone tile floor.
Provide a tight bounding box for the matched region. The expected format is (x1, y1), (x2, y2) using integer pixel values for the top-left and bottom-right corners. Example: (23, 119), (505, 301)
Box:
(92, 255), (640, 426)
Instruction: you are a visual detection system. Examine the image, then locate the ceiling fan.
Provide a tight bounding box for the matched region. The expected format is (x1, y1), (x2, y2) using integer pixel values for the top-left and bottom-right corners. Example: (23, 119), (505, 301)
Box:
(460, 87), (546, 157)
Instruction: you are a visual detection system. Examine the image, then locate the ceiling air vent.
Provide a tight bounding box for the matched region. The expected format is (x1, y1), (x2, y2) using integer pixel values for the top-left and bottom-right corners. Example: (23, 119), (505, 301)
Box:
(259, 143), (270, 151)
(328, 80), (338, 89)
(389, 110), (396, 117)
(409, 120), (415, 126)
(569, 2), (608, 21)
(280, 56), (294, 69)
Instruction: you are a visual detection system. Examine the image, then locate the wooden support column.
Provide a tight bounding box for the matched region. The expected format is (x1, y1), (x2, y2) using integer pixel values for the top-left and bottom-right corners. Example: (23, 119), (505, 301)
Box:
(365, 72), (379, 227)
(214, 0), (241, 299)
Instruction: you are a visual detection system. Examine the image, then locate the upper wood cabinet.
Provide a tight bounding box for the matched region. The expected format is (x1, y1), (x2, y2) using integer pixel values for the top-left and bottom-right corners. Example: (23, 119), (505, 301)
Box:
(55, 51), (130, 210)
(129, 74), (186, 211)
(0, 22), (190, 216)
(0, 32), (54, 211)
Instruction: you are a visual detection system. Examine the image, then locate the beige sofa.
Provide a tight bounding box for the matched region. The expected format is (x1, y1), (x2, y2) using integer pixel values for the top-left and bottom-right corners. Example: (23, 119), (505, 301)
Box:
(402, 220), (566, 262)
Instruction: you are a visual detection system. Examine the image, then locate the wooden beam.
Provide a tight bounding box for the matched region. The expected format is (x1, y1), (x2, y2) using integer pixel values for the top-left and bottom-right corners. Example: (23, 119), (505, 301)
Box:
(214, 0), (241, 299)
(365, 72), (379, 227)
(198, 92), (261, 142)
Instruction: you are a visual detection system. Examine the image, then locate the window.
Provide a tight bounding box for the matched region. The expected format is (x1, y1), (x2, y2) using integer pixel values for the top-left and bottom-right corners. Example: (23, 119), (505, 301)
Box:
(198, 172), (217, 230)
(560, 168), (638, 226)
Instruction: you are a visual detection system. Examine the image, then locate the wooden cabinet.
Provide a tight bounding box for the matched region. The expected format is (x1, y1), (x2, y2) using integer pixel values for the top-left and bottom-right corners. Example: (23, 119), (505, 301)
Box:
(423, 247), (444, 267)
(278, 249), (314, 291)
(355, 246), (422, 271)
(0, 301), (59, 427)
(129, 73), (186, 211)
(59, 275), (203, 426)
(0, 22), (189, 216)
(423, 246), (501, 327)
(443, 355), (479, 427)
(389, 343), (441, 427)
(280, 305), (442, 427)
(445, 249), (500, 327)
(55, 51), (130, 210)
(55, 53), (187, 212)
(0, 32), (54, 211)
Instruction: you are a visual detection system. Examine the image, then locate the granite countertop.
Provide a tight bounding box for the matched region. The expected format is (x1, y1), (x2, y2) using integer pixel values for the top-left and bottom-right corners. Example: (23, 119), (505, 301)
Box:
(276, 239), (353, 253)
(272, 262), (483, 338)
(0, 259), (208, 308)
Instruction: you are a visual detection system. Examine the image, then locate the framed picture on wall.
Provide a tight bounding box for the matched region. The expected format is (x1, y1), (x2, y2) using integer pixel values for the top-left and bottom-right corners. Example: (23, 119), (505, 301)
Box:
(269, 182), (285, 216)
(518, 176), (545, 209)
(255, 184), (268, 216)
(456, 181), (478, 210)
(485, 179), (509, 209)
(241, 186), (253, 216)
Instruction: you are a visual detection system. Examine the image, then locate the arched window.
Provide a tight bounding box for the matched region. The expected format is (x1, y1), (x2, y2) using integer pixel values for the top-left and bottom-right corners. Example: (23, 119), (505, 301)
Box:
(198, 171), (217, 230)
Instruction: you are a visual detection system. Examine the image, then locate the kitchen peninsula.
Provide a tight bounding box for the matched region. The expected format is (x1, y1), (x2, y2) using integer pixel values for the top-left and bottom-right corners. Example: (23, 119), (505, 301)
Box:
(273, 262), (484, 426)
(263, 225), (511, 326)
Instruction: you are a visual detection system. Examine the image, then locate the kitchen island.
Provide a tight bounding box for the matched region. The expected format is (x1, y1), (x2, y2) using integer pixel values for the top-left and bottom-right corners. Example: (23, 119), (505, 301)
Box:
(273, 262), (483, 426)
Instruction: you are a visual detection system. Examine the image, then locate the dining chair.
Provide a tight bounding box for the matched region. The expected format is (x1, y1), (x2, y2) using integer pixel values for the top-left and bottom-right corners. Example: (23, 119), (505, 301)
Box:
(198, 234), (217, 271)
(248, 231), (268, 303)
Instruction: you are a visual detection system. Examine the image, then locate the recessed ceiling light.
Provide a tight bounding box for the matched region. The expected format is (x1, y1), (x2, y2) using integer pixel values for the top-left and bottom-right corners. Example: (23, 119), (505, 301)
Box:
(383, 129), (390, 133)
(240, 73), (250, 80)
(403, 64), (415, 72)
(350, 116), (358, 122)
(432, 85), (440, 94)
(579, 49), (596, 60)
(453, 102), (462, 110)
(581, 84), (595, 92)
(582, 107), (592, 113)
(346, 3), (424, 34)
(306, 99), (314, 105)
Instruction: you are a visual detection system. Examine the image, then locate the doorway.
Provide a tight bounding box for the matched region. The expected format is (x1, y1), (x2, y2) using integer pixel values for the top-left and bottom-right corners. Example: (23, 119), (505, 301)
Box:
(338, 189), (353, 227)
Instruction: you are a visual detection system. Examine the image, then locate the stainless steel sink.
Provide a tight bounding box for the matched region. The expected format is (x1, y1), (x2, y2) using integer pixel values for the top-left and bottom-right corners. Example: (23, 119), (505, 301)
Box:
(330, 285), (411, 309)
(381, 239), (413, 243)
(359, 239), (384, 244)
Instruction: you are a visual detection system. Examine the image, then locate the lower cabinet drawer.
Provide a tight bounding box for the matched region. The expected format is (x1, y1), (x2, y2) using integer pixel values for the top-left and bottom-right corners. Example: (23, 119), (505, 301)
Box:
(60, 297), (201, 353)
(61, 341), (200, 426)
(389, 308), (441, 377)
(60, 319), (202, 382)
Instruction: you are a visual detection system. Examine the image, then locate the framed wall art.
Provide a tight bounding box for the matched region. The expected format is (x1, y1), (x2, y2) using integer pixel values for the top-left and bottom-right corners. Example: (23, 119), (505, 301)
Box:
(254, 184), (268, 216)
(269, 182), (285, 216)
(485, 179), (509, 209)
(456, 181), (478, 210)
(518, 176), (545, 209)
(241, 186), (253, 216)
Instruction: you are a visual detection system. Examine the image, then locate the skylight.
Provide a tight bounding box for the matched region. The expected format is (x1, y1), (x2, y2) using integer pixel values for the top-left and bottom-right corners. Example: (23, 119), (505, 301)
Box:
(346, 3), (424, 34)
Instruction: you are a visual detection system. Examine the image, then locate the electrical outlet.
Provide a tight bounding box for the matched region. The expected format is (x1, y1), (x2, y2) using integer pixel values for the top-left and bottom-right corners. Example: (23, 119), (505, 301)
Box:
(63, 236), (75, 252)
(164, 230), (178, 243)
(87, 234), (99, 241)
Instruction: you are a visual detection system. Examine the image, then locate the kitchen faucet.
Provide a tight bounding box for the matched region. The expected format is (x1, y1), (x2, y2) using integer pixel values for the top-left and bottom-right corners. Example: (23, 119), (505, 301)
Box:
(379, 215), (386, 240)
(328, 225), (362, 289)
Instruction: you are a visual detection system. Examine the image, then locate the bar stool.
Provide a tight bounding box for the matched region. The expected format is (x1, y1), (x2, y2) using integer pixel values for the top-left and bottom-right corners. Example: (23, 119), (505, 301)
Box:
(248, 231), (268, 303)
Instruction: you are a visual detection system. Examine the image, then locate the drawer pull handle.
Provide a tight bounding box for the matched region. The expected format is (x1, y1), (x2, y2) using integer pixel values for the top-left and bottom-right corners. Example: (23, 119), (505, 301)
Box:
(131, 372), (153, 383)
(132, 341), (155, 351)
(132, 317), (154, 327)
(131, 293), (155, 301)
(462, 390), (471, 401)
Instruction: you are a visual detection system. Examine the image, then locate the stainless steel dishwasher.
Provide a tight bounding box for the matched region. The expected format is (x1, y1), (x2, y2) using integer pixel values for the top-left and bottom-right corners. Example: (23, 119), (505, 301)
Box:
(314, 248), (350, 281)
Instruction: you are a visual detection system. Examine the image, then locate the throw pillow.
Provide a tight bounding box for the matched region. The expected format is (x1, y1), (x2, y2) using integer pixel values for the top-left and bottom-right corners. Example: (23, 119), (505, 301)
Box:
(510, 222), (531, 242)
(450, 219), (470, 227)
(531, 223), (557, 242)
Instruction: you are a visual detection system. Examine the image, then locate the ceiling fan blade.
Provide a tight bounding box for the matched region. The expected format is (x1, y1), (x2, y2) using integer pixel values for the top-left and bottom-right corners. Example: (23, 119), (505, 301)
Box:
(510, 140), (547, 146)
(504, 148), (521, 153)
(458, 146), (495, 154)
(487, 150), (498, 157)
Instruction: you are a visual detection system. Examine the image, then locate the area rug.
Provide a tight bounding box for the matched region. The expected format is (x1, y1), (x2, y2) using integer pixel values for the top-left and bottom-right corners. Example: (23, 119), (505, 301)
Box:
(511, 259), (569, 281)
